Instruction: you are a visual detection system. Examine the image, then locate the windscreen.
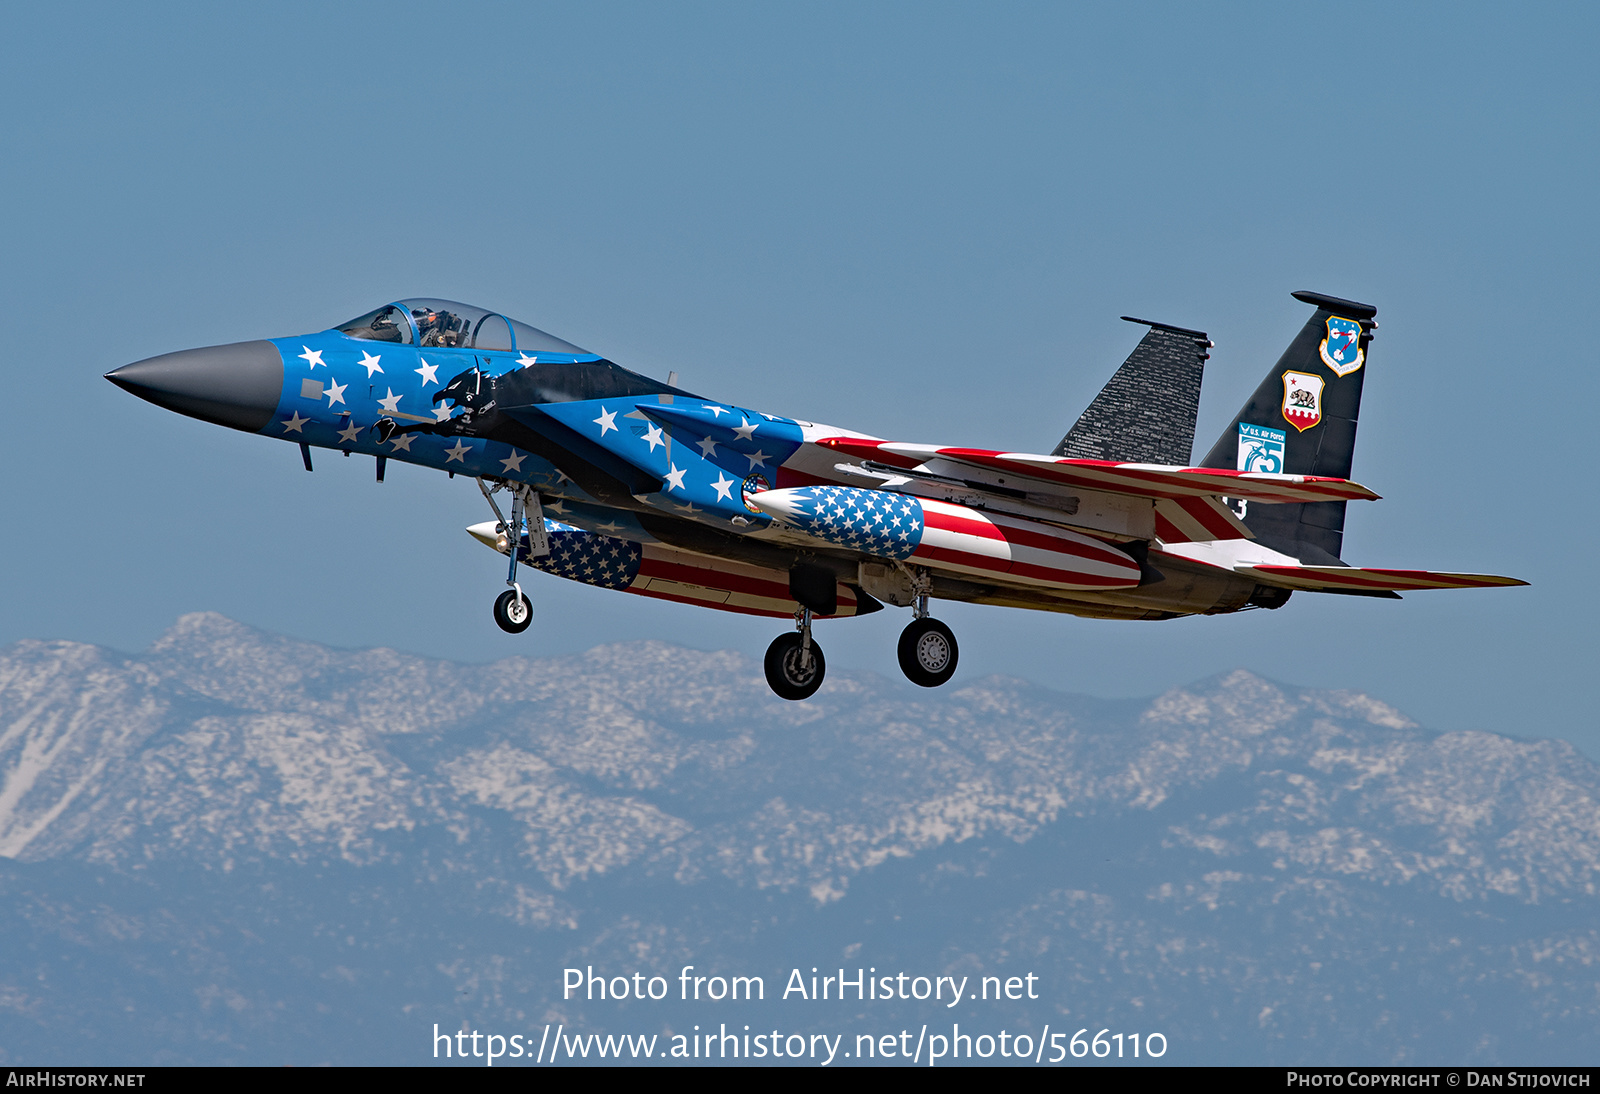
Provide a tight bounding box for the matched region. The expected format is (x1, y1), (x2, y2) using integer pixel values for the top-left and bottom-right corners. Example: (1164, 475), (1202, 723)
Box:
(395, 298), (590, 355)
(336, 304), (413, 345)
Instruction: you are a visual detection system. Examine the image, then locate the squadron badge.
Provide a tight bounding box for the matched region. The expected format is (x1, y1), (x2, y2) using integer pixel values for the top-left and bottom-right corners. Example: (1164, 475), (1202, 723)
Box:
(1237, 422), (1286, 473)
(1319, 315), (1364, 376)
(1281, 370), (1324, 432)
(741, 473), (771, 514)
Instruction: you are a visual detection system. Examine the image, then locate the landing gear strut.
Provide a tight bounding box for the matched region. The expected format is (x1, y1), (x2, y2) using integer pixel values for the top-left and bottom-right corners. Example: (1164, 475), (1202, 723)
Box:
(479, 477), (546, 635)
(897, 573), (958, 688)
(765, 607), (826, 700)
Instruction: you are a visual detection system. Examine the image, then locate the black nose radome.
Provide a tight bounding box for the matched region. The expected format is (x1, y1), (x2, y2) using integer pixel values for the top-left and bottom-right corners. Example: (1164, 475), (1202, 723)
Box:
(106, 341), (285, 433)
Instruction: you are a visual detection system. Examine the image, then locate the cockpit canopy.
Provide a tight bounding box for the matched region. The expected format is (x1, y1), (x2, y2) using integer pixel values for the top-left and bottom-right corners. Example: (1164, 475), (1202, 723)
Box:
(335, 298), (589, 355)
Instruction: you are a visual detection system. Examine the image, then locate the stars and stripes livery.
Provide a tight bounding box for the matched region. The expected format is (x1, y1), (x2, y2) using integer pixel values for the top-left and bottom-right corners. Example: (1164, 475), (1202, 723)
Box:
(747, 486), (1142, 592)
(527, 525), (642, 590)
(108, 289), (1526, 701)
(492, 520), (871, 619)
(749, 484), (923, 560)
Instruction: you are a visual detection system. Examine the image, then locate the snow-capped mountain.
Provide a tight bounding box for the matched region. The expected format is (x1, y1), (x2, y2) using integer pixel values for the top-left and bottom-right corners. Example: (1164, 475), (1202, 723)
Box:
(1, 613), (1595, 1064)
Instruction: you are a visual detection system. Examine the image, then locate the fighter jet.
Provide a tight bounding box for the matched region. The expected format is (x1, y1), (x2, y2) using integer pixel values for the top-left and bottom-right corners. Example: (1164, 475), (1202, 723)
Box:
(106, 291), (1524, 700)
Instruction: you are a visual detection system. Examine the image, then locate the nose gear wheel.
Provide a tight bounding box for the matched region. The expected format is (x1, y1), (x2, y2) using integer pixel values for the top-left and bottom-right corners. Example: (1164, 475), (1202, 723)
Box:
(898, 617), (958, 687)
(493, 589), (533, 633)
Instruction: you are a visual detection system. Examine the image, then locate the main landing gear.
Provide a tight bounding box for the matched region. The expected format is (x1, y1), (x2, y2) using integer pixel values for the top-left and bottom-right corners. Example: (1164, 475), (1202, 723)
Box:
(899, 617), (958, 687)
(765, 608), (826, 701)
(761, 568), (959, 700)
(898, 575), (958, 688)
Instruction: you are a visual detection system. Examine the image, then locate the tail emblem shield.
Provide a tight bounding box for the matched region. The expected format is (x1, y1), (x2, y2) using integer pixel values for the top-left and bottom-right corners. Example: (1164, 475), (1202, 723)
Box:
(1319, 316), (1364, 376)
(1281, 371), (1325, 432)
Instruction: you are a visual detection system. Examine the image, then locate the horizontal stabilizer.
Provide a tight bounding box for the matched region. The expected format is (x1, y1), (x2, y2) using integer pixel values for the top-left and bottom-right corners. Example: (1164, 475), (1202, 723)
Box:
(1235, 565), (1528, 593)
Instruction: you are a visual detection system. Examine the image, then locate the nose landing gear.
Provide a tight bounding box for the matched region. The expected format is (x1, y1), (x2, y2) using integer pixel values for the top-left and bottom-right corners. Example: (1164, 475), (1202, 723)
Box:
(479, 476), (548, 635)
(765, 607), (826, 700)
(494, 587), (533, 633)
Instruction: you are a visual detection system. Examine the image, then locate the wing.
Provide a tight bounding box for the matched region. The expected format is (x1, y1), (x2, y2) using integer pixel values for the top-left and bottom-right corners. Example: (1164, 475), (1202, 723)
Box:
(815, 437), (1377, 544)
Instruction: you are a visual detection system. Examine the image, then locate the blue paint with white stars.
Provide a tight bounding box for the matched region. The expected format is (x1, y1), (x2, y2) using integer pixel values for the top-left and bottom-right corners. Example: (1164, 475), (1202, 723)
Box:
(237, 300), (815, 534)
(519, 521), (642, 590)
(261, 328), (605, 503)
(779, 485), (924, 560)
(534, 396), (803, 524)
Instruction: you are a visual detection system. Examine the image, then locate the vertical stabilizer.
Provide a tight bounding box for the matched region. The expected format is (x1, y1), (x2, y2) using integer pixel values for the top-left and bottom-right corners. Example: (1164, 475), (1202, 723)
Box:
(1198, 291), (1377, 563)
(1055, 318), (1212, 465)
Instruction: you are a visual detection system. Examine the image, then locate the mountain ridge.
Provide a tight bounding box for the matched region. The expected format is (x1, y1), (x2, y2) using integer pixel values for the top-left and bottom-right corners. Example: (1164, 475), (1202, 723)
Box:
(0, 613), (1595, 1064)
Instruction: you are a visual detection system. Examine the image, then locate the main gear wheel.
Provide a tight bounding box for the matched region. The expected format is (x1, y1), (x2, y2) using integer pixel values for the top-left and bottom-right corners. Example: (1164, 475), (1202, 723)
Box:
(764, 632), (826, 700)
(897, 617), (958, 687)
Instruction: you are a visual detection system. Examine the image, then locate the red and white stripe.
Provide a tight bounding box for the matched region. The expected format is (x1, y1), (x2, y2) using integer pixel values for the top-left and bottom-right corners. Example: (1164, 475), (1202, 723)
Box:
(1234, 565), (1528, 593)
(912, 499), (1142, 591)
(626, 546), (867, 618)
(1153, 496), (1252, 543)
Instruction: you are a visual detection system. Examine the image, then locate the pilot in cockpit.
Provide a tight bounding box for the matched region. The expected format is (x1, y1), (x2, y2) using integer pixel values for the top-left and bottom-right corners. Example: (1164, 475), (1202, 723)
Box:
(414, 307), (464, 347)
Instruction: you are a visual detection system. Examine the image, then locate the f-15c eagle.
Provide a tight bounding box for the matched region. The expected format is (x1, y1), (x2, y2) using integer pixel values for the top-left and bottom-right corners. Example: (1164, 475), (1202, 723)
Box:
(107, 290), (1524, 700)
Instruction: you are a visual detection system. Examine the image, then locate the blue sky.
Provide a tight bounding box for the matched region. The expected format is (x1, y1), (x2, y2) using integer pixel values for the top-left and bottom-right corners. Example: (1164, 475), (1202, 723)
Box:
(3, 3), (1595, 752)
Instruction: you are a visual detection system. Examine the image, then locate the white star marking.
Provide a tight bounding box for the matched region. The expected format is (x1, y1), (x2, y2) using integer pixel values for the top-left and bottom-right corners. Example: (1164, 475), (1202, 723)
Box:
(598, 520), (622, 532)
(554, 469), (572, 483)
(732, 417), (758, 441)
(336, 420), (362, 444)
(500, 452), (527, 473)
(546, 498), (570, 514)
(415, 358), (439, 386)
(594, 407), (617, 435)
(298, 347), (324, 369)
(444, 439), (471, 463)
(673, 501), (702, 513)
(377, 388), (402, 414)
(516, 353), (537, 366)
(710, 473), (734, 501)
(695, 435), (718, 458)
(281, 411), (308, 433)
(702, 404), (728, 417)
(432, 406), (453, 422)
(357, 352), (383, 376)
(389, 434), (414, 452)
(323, 378), (347, 407)
(642, 424), (666, 452)
(745, 449), (769, 470)
(663, 463), (687, 491)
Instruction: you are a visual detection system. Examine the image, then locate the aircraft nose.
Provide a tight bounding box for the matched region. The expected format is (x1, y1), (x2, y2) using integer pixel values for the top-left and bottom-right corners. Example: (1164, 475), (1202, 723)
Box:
(105, 340), (284, 433)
